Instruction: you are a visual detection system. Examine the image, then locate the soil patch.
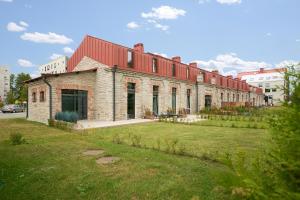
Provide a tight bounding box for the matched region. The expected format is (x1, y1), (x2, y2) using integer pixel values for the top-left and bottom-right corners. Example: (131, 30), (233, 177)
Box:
(82, 149), (105, 156)
(96, 157), (120, 165)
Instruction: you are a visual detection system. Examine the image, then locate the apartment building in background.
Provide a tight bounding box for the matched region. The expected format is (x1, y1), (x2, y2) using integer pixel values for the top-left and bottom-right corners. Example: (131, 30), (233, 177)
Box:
(237, 68), (286, 105)
(40, 56), (68, 74)
(0, 66), (10, 102)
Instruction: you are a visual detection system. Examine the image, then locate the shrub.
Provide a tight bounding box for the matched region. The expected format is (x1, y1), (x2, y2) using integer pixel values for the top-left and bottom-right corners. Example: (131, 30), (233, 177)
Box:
(10, 133), (25, 145)
(112, 134), (122, 144)
(55, 112), (79, 123)
(144, 107), (153, 119)
(131, 134), (142, 147)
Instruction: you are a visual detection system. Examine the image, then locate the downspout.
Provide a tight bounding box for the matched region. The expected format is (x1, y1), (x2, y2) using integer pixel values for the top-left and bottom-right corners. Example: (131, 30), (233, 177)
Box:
(26, 86), (29, 118)
(196, 81), (199, 113)
(43, 77), (52, 120)
(112, 65), (117, 121)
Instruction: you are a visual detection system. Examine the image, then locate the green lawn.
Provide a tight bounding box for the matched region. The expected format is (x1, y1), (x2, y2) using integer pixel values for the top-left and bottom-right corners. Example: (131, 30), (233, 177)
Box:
(0, 118), (270, 200)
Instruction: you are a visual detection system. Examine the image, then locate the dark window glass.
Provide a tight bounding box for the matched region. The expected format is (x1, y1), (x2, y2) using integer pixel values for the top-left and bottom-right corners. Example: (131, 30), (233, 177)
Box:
(153, 86), (159, 116)
(152, 58), (158, 73)
(172, 87), (176, 114)
(127, 83), (135, 119)
(62, 90), (88, 120)
(32, 92), (36, 102)
(40, 91), (45, 102)
(127, 50), (133, 68)
(187, 89), (191, 114)
(221, 93), (223, 102)
(265, 88), (271, 93)
(172, 64), (176, 77)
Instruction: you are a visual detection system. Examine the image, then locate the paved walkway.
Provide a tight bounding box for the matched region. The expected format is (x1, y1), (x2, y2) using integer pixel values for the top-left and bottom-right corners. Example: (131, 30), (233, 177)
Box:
(0, 112), (26, 119)
(75, 118), (154, 130)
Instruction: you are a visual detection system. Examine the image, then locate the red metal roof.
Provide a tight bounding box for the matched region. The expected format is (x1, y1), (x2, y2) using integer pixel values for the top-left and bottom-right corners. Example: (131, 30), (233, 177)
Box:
(67, 35), (262, 94)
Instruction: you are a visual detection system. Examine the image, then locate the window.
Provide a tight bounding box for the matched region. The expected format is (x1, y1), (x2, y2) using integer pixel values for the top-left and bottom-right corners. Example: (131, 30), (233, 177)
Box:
(265, 88), (271, 93)
(32, 92), (36, 102)
(272, 88), (277, 92)
(258, 83), (263, 87)
(265, 83), (270, 88)
(221, 93), (224, 102)
(172, 88), (176, 113)
(127, 50), (133, 68)
(172, 64), (176, 77)
(153, 86), (159, 116)
(233, 94), (235, 102)
(152, 58), (158, 73)
(259, 77), (264, 80)
(40, 91), (45, 102)
(187, 89), (191, 113)
(186, 67), (190, 79)
(249, 78), (254, 81)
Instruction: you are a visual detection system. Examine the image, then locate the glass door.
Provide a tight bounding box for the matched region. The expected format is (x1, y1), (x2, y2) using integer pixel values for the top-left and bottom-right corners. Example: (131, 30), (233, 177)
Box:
(127, 83), (135, 119)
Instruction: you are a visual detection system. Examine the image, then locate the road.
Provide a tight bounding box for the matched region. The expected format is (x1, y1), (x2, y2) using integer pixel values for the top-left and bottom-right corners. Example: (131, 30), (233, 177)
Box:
(0, 112), (26, 119)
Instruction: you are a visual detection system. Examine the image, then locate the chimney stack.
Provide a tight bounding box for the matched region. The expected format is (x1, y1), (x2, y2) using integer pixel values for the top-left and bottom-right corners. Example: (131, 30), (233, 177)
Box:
(134, 43), (144, 53)
(172, 56), (181, 63)
(189, 62), (197, 68)
(227, 75), (233, 79)
(212, 70), (219, 74)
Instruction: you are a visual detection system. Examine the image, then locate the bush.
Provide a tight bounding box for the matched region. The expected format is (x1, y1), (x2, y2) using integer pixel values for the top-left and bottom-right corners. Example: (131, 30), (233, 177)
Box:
(55, 112), (79, 123)
(10, 133), (25, 145)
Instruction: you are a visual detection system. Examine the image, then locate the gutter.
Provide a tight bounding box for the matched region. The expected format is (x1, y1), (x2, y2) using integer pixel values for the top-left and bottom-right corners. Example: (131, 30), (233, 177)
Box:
(196, 81), (199, 113)
(112, 65), (117, 121)
(26, 87), (29, 118)
(43, 77), (53, 120)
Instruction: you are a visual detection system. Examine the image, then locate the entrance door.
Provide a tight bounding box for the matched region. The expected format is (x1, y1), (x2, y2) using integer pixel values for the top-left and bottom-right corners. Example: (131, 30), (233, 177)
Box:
(61, 89), (87, 120)
(153, 86), (159, 116)
(205, 95), (212, 109)
(127, 83), (135, 119)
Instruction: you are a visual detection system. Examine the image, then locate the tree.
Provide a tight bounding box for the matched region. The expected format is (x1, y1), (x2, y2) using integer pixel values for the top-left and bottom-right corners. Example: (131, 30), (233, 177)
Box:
(15, 73), (31, 103)
(6, 91), (15, 104)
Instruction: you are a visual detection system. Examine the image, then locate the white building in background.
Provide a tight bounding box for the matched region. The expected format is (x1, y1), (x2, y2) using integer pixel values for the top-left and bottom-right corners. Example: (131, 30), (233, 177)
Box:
(237, 68), (286, 106)
(0, 66), (10, 102)
(40, 56), (68, 74)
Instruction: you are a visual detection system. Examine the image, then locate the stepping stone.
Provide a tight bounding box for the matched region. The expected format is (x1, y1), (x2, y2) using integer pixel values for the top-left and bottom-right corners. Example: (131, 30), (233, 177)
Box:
(96, 157), (120, 165)
(82, 149), (104, 156)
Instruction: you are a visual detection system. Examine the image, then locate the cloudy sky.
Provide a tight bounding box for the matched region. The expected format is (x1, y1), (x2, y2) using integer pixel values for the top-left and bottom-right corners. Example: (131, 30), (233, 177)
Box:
(0, 0), (299, 77)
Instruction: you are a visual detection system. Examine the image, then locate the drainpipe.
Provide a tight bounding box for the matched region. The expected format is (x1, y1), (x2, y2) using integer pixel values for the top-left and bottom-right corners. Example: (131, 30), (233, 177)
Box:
(196, 81), (199, 113)
(43, 77), (52, 120)
(112, 65), (117, 121)
(26, 86), (28, 118)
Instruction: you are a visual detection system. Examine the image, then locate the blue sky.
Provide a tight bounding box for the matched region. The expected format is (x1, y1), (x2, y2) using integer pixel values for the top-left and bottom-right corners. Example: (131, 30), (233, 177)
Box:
(0, 0), (299, 77)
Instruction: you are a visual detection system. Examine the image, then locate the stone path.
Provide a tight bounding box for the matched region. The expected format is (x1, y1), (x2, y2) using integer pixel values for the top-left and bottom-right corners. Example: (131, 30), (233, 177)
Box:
(75, 119), (154, 130)
(82, 149), (120, 165)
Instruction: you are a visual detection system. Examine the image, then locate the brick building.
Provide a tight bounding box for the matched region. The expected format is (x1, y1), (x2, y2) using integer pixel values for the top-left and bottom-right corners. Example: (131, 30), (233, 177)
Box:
(26, 35), (264, 124)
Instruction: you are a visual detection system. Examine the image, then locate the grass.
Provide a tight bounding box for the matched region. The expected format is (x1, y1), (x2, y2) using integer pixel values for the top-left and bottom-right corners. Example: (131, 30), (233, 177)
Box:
(0, 118), (270, 200)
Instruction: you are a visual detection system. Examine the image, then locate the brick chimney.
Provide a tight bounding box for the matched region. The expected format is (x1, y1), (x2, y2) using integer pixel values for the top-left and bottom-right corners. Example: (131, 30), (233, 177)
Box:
(227, 75), (233, 79)
(134, 43), (144, 53)
(172, 56), (181, 63)
(189, 62), (197, 68)
(212, 70), (219, 74)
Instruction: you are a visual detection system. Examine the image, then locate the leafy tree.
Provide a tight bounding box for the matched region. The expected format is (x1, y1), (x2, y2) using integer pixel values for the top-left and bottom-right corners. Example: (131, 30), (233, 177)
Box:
(14, 73), (31, 103)
(5, 91), (15, 104)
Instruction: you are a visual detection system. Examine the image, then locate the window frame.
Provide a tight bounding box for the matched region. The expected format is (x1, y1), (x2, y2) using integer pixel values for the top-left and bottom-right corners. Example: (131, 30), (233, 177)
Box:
(127, 50), (134, 68)
(40, 91), (45, 102)
(152, 58), (158, 73)
(32, 92), (37, 103)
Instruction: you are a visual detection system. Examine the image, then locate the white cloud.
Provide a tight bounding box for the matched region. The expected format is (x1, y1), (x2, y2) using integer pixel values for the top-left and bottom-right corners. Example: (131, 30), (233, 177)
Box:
(266, 32), (272, 37)
(21, 32), (73, 44)
(127, 21), (140, 29)
(0, 0), (13, 2)
(141, 6), (186, 20)
(63, 47), (74, 54)
(147, 19), (169, 32)
(49, 53), (62, 60)
(19, 21), (29, 27)
(18, 59), (34, 67)
(296, 39), (300, 42)
(275, 60), (299, 68)
(7, 22), (27, 32)
(216, 0), (241, 5)
(193, 53), (271, 76)
(153, 52), (168, 58)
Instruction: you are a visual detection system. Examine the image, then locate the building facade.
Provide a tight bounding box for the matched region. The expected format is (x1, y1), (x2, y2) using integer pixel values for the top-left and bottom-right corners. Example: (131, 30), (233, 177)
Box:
(237, 68), (286, 106)
(0, 66), (10, 102)
(40, 56), (68, 74)
(27, 35), (264, 124)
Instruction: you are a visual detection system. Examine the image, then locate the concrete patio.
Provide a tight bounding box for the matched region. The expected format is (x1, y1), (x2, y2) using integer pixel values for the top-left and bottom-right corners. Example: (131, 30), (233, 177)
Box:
(74, 118), (154, 130)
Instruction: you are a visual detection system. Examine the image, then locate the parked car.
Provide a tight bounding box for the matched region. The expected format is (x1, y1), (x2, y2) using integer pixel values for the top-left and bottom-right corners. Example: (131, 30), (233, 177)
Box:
(1, 104), (24, 113)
